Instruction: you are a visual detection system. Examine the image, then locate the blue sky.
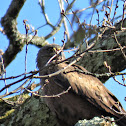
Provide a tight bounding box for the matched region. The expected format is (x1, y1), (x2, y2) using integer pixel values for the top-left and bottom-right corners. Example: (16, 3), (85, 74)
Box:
(0, 0), (126, 110)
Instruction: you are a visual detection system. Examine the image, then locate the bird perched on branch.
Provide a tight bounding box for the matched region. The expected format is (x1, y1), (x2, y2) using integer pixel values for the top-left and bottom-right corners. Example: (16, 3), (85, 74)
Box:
(37, 44), (126, 126)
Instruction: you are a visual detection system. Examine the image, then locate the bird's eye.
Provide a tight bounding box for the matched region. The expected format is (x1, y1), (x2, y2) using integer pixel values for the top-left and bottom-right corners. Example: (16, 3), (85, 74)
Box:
(48, 47), (54, 52)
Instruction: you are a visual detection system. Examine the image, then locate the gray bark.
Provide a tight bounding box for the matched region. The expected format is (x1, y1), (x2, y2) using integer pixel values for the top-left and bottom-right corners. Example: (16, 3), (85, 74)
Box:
(78, 20), (126, 82)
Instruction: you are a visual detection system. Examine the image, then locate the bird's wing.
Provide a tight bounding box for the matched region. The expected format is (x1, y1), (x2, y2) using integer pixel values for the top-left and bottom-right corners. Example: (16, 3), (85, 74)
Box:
(50, 61), (125, 115)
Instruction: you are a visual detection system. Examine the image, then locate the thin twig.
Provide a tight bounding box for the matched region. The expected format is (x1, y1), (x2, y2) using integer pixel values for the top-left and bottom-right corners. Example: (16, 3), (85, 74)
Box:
(114, 32), (126, 59)
(121, 0), (126, 29)
(67, 0), (104, 14)
(24, 86), (71, 98)
(0, 79), (30, 98)
(113, 76), (126, 87)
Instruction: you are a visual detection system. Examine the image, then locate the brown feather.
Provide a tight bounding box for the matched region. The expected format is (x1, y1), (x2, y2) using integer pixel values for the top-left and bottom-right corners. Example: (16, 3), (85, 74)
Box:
(37, 44), (126, 126)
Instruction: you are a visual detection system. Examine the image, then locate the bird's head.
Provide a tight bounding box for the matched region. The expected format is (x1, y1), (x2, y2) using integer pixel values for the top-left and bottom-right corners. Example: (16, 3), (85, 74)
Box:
(37, 44), (65, 69)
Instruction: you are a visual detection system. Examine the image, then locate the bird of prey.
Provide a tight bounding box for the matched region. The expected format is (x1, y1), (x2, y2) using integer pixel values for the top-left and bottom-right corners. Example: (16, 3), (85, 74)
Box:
(37, 44), (126, 126)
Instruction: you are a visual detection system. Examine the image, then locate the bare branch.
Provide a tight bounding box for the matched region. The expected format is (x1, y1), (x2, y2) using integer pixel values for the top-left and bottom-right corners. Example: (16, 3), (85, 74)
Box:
(24, 86), (71, 98)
